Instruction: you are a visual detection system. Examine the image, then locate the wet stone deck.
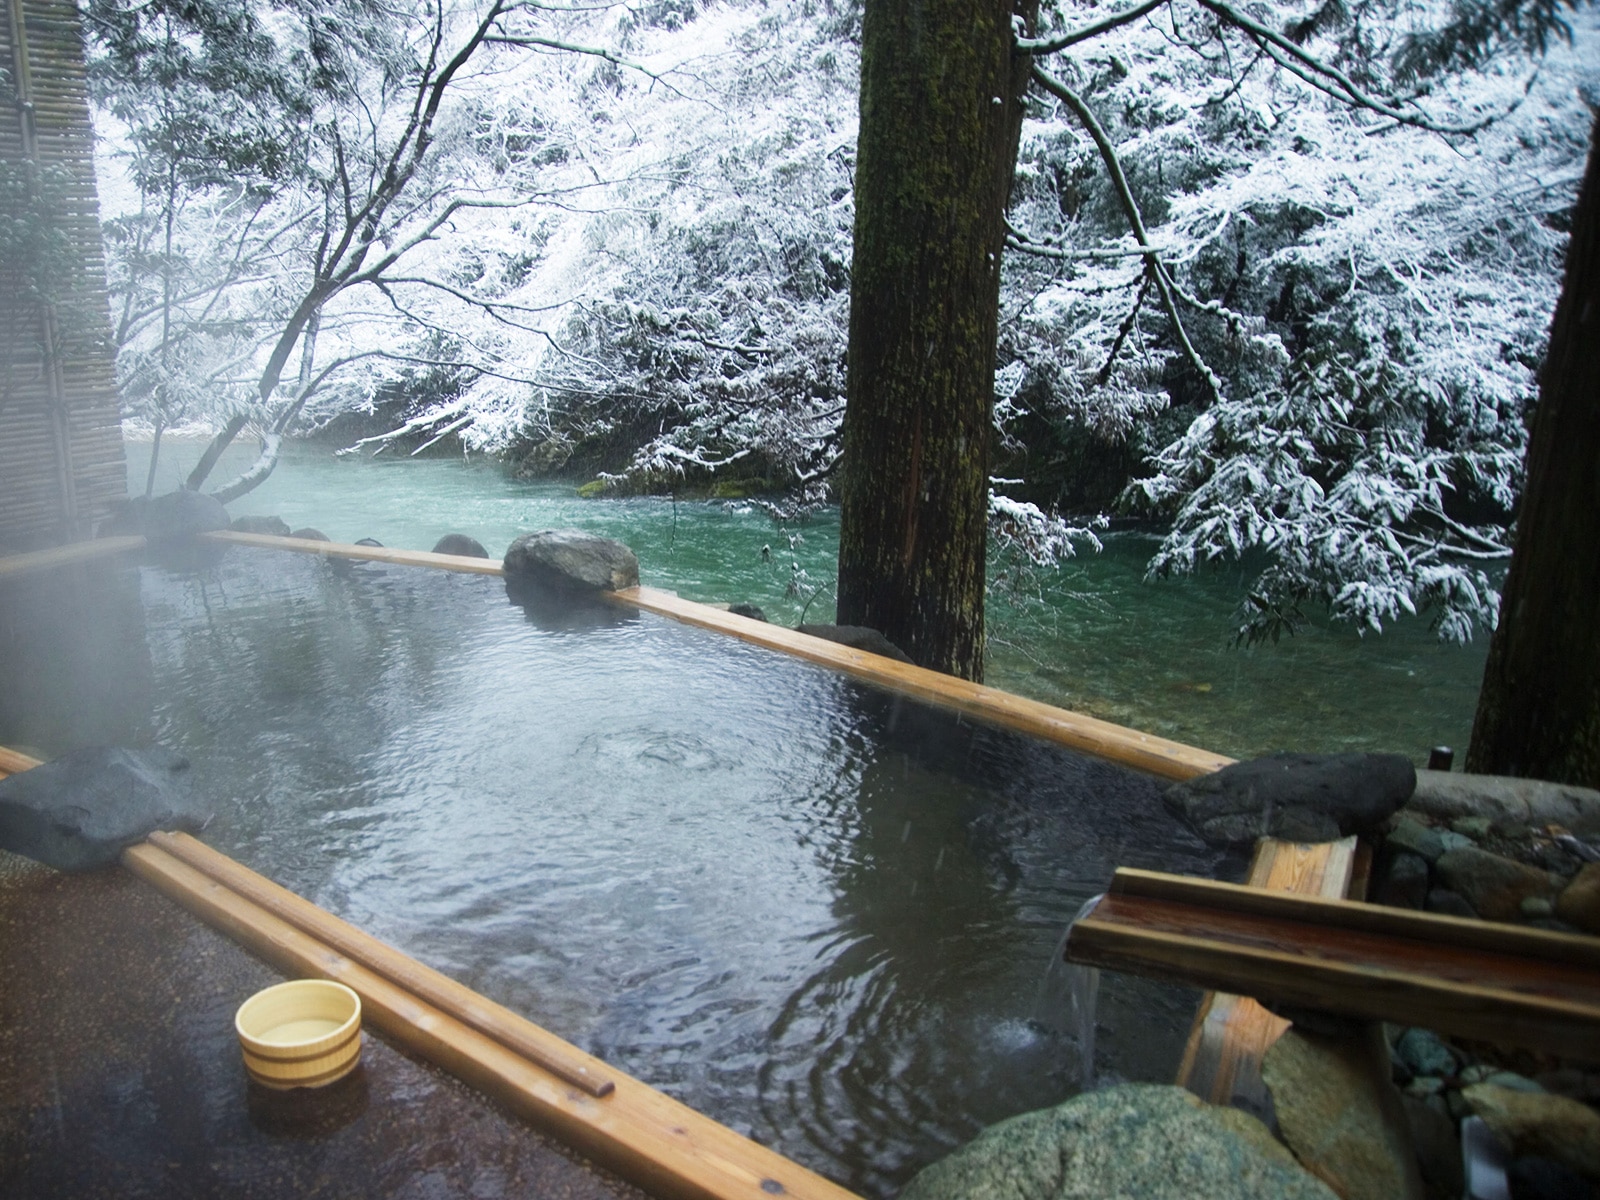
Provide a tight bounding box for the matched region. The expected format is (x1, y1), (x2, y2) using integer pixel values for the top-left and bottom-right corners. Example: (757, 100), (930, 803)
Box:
(0, 854), (649, 1200)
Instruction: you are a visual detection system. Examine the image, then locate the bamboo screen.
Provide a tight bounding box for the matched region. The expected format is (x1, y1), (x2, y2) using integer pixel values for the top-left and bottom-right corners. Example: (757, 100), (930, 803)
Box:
(2, 0), (126, 550)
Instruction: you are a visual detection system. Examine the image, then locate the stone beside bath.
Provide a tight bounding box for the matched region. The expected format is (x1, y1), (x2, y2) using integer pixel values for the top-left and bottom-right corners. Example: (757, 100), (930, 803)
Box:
(503, 530), (639, 592)
(0, 746), (210, 871)
(1164, 752), (1416, 845)
(898, 1084), (1338, 1200)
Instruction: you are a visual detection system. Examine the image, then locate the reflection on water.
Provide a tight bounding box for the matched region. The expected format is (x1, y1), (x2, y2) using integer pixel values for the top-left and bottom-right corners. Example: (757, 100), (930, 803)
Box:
(3, 547), (1232, 1197)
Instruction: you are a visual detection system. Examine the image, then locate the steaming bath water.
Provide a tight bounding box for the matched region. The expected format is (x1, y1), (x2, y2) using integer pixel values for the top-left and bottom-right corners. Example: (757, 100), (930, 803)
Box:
(1, 547), (1233, 1196)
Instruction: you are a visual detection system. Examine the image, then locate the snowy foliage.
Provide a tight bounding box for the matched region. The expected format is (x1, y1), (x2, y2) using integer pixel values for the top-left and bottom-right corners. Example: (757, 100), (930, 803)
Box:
(1005, 0), (1597, 641)
(86, 0), (1599, 638)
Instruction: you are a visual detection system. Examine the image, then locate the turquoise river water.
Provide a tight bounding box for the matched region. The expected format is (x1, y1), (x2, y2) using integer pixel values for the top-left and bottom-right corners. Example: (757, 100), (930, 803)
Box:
(136, 438), (1489, 764)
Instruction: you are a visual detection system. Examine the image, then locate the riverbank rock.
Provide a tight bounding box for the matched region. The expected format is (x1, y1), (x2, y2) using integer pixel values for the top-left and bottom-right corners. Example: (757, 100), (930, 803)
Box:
(0, 747), (207, 871)
(144, 488), (229, 542)
(1434, 847), (1564, 922)
(432, 533), (488, 558)
(1263, 1028), (1424, 1200)
(1463, 1084), (1600, 1180)
(290, 527), (329, 541)
(230, 514), (290, 536)
(898, 1084), (1337, 1200)
(503, 530), (639, 592)
(1165, 753), (1416, 846)
(1408, 771), (1600, 839)
(1557, 863), (1600, 934)
(795, 624), (912, 664)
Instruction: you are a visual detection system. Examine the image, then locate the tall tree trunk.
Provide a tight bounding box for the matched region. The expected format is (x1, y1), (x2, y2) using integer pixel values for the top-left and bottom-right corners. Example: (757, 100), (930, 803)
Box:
(835, 0), (1035, 681)
(1467, 117), (1600, 788)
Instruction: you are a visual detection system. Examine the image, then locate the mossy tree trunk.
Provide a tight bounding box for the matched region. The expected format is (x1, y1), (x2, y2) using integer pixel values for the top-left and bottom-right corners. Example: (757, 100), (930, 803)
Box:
(1467, 117), (1600, 788)
(835, 0), (1036, 682)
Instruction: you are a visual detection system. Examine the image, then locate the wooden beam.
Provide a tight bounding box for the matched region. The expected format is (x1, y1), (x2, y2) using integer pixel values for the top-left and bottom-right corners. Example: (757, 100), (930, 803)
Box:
(195, 530), (1235, 781)
(147, 830), (613, 1098)
(0, 745), (43, 777)
(614, 586), (1234, 782)
(201, 529), (504, 574)
(1174, 838), (1356, 1111)
(122, 839), (863, 1200)
(0, 535), (145, 579)
(1072, 861), (1600, 1062)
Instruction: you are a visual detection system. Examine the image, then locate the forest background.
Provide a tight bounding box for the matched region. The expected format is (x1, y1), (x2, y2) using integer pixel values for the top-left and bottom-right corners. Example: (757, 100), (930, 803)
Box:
(86, 0), (1599, 645)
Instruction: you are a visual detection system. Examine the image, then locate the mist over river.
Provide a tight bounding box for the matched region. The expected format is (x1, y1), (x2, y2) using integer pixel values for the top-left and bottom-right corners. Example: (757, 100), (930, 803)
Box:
(133, 438), (1488, 763)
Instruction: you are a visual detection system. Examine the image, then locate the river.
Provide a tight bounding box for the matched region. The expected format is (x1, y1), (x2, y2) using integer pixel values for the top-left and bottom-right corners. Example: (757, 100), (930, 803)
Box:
(133, 437), (1489, 764)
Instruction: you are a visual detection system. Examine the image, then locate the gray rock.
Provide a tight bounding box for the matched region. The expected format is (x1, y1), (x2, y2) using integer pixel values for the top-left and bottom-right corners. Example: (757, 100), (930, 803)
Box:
(1463, 1084), (1600, 1180)
(1387, 814), (1446, 863)
(898, 1083), (1337, 1200)
(1557, 863), (1600, 934)
(290, 527), (329, 541)
(144, 489), (229, 542)
(1262, 1027), (1425, 1200)
(1374, 850), (1430, 909)
(795, 624), (913, 664)
(503, 529), (639, 592)
(354, 537), (383, 547)
(1435, 847), (1564, 922)
(1396, 1028), (1458, 1078)
(1486, 1072), (1545, 1094)
(229, 514), (291, 536)
(1437, 830), (1476, 856)
(1521, 896), (1556, 919)
(432, 533), (488, 558)
(1425, 887), (1479, 918)
(727, 603), (767, 622)
(1164, 752), (1416, 846)
(1409, 770), (1600, 839)
(1451, 815), (1495, 840)
(0, 747), (208, 871)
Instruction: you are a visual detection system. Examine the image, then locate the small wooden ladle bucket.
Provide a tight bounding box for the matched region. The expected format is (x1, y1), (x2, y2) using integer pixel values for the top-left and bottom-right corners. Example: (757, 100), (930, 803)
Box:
(235, 979), (362, 1089)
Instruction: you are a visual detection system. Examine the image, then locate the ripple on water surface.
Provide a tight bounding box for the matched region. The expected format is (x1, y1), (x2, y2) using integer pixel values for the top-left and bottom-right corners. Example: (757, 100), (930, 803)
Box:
(0, 547), (1234, 1198)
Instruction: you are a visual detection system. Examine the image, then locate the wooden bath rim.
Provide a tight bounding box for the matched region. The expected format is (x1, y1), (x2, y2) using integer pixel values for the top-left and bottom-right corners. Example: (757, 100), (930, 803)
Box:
(0, 529), (1234, 781)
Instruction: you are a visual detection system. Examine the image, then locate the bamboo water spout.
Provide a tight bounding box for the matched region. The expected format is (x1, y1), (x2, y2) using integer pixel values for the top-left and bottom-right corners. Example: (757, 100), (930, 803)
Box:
(1068, 866), (1600, 1061)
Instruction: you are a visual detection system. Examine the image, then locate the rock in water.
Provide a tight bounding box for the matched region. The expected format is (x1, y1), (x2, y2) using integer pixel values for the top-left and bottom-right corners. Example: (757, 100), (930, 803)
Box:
(502, 530), (639, 592)
(143, 489), (229, 542)
(1165, 752), (1417, 846)
(898, 1083), (1338, 1200)
(1263, 1028), (1425, 1200)
(432, 533), (489, 558)
(795, 623), (912, 663)
(230, 514), (291, 536)
(0, 747), (209, 871)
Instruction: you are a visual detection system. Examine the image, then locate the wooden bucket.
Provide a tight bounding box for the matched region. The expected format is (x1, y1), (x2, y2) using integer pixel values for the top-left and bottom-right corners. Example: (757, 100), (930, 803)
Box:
(235, 979), (363, 1089)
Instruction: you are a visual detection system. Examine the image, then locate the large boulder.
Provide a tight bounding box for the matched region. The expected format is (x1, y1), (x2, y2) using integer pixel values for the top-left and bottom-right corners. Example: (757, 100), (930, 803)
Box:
(1165, 753), (1416, 846)
(503, 529), (639, 592)
(899, 1084), (1337, 1200)
(796, 623), (913, 664)
(143, 488), (229, 542)
(0, 747), (209, 871)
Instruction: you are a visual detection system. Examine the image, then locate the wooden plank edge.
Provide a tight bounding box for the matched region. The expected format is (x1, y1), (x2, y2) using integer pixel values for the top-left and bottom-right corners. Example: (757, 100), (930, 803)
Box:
(0, 535), (146, 578)
(1069, 917), (1600, 1061)
(614, 585), (1233, 782)
(121, 841), (863, 1200)
(1110, 866), (1600, 969)
(149, 830), (613, 1098)
(0, 745), (44, 777)
(191, 534), (1234, 781)
(200, 529), (504, 574)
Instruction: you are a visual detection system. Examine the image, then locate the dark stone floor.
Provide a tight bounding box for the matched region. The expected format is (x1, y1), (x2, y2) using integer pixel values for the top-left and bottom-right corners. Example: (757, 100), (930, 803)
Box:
(0, 854), (649, 1200)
